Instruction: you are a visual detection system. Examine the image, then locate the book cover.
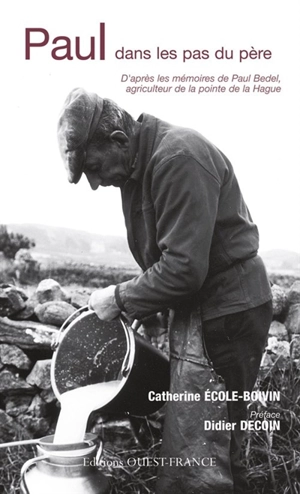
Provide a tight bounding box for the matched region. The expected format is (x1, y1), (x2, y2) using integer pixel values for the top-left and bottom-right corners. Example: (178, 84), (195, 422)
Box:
(1, 1), (299, 493)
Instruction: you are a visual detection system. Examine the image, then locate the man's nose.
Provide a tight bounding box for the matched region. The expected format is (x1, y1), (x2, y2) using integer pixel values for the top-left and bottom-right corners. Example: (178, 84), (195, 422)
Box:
(85, 172), (102, 190)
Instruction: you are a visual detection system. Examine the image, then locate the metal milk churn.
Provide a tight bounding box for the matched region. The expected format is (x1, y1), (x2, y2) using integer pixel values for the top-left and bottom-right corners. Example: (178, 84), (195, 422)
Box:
(20, 434), (110, 494)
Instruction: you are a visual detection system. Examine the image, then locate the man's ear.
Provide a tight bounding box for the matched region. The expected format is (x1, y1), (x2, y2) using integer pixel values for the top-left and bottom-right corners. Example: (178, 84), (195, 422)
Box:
(109, 130), (129, 148)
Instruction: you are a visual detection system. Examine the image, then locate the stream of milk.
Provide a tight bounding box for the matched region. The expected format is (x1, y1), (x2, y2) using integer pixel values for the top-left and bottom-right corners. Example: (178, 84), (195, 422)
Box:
(53, 380), (121, 444)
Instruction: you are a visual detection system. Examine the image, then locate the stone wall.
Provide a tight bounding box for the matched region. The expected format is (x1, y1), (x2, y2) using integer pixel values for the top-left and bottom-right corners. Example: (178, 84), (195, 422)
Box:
(262, 281), (300, 368)
(0, 278), (299, 446)
(0, 279), (89, 443)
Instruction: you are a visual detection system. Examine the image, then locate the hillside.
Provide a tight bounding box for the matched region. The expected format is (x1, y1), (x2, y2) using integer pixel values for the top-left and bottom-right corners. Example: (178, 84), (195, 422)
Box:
(260, 249), (300, 275)
(6, 224), (300, 276)
(7, 223), (137, 268)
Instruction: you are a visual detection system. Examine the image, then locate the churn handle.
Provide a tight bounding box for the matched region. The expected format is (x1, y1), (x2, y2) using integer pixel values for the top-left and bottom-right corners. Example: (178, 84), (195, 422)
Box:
(51, 305), (90, 350)
(95, 441), (104, 466)
(119, 314), (141, 332)
(20, 454), (48, 494)
(0, 438), (40, 449)
(131, 319), (141, 331)
(118, 317), (141, 376)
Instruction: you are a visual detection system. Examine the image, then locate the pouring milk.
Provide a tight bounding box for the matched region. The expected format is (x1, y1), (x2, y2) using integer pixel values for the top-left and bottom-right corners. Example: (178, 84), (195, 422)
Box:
(53, 380), (121, 444)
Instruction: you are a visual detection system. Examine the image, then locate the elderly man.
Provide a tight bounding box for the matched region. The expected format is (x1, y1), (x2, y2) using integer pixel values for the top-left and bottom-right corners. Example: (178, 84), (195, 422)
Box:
(58, 88), (272, 494)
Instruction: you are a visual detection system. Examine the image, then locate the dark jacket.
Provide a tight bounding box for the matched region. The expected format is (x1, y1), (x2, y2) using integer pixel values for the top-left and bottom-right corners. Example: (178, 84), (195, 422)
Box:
(115, 114), (272, 492)
(116, 114), (271, 320)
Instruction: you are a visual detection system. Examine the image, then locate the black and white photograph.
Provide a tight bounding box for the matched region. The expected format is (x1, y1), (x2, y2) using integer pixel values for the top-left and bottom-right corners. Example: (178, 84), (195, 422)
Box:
(1, 1), (300, 493)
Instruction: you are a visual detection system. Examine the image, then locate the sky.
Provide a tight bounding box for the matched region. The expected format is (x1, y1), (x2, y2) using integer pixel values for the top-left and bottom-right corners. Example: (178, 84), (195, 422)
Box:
(1, 0), (300, 254)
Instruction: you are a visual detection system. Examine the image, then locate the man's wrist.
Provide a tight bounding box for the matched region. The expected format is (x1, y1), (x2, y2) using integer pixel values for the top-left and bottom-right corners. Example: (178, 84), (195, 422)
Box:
(115, 284), (126, 311)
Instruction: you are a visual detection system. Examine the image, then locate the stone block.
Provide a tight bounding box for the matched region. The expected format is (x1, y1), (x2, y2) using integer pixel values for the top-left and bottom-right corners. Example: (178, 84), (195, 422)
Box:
(285, 304), (300, 335)
(271, 283), (288, 317)
(5, 395), (32, 417)
(0, 285), (26, 317)
(0, 409), (31, 443)
(0, 369), (34, 394)
(36, 279), (69, 304)
(26, 359), (52, 390)
(287, 281), (300, 305)
(268, 321), (289, 341)
(34, 301), (75, 327)
(290, 335), (300, 360)
(0, 343), (32, 370)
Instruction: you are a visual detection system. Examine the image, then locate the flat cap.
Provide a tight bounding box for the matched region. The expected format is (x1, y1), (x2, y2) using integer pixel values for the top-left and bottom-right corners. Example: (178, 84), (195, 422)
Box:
(57, 88), (103, 184)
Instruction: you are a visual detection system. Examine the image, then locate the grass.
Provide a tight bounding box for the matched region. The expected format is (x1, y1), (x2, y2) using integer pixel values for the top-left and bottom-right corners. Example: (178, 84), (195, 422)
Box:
(0, 446), (33, 494)
(101, 442), (161, 494)
(243, 361), (300, 494)
(0, 362), (299, 494)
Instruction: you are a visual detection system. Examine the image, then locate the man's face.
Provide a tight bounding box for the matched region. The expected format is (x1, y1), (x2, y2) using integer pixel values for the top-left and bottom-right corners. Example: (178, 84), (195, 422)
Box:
(83, 140), (130, 190)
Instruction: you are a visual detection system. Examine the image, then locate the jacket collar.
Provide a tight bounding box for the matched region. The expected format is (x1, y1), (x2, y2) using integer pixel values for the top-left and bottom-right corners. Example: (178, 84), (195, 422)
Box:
(129, 113), (158, 183)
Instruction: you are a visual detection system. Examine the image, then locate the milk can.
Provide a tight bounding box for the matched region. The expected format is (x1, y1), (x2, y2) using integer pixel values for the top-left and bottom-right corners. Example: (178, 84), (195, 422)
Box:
(20, 434), (110, 494)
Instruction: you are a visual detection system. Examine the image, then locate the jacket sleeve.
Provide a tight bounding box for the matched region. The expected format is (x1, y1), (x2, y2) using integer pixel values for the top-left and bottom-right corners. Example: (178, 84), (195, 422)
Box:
(116, 155), (221, 319)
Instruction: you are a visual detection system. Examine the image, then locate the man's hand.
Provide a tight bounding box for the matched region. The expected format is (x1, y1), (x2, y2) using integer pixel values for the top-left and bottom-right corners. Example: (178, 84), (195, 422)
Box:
(88, 285), (121, 321)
